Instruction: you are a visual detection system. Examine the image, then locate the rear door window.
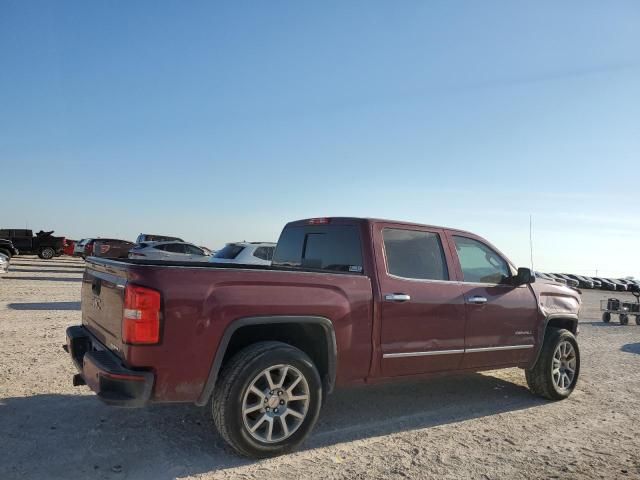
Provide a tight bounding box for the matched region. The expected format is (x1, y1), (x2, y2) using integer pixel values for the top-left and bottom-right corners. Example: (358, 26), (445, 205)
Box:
(453, 236), (510, 284)
(382, 228), (449, 280)
(272, 225), (363, 273)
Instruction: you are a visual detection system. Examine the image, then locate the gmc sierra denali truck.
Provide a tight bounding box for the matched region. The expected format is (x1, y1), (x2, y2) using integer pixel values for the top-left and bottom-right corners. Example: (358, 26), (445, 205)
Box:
(65, 217), (581, 458)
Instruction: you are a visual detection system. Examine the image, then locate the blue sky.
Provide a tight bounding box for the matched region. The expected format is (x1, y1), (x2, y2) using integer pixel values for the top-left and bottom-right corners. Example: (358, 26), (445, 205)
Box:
(1, 1), (639, 277)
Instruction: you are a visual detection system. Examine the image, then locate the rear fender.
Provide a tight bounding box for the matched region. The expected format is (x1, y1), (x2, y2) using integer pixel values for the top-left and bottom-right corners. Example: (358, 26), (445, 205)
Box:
(196, 315), (337, 406)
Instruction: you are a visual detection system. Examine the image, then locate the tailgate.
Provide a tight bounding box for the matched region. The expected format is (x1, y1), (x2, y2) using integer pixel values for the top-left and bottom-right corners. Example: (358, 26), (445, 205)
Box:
(81, 262), (128, 356)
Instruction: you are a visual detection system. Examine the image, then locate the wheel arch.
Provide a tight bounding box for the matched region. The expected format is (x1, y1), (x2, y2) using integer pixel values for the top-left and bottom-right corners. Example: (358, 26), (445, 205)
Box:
(196, 316), (337, 407)
(529, 313), (579, 368)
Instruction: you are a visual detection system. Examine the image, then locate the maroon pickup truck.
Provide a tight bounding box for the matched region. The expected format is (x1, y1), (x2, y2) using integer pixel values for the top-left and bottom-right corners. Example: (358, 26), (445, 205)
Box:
(65, 217), (581, 458)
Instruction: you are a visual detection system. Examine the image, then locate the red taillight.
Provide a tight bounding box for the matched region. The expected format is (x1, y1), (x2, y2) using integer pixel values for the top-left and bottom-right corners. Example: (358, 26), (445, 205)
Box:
(122, 285), (161, 344)
(307, 217), (330, 225)
(86, 243), (94, 254)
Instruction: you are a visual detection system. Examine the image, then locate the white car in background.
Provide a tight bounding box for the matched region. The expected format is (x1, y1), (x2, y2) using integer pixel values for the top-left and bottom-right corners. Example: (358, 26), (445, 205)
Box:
(129, 241), (210, 262)
(0, 252), (9, 273)
(209, 242), (275, 266)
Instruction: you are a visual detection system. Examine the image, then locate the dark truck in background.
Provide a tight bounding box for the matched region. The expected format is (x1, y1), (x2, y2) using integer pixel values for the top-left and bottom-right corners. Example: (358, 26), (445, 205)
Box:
(0, 229), (65, 259)
(0, 239), (19, 259)
(66, 217), (581, 458)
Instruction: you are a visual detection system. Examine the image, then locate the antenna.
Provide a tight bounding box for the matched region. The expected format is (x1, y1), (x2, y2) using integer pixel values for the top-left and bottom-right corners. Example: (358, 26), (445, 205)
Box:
(529, 214), (534, 271)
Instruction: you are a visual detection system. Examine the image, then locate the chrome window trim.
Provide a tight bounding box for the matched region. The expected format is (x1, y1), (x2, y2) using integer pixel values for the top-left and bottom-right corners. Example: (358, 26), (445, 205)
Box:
(386, 273), (455, 285)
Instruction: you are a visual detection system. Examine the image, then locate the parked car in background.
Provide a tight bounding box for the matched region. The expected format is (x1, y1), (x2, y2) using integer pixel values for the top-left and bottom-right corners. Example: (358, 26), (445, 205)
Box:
(63, 239), (77, 256)
(210, 242), (276, 266)
(67, 216), (581, 458)
(0, 229), (65, 259)
(605, 278), (628, 291)
(544, 273), (567, 285)
(547, 273), (578, 287)
(558, 274), (580, 288)
(617, 279), (640, 293)
(93, 239), (135, 259)
(565, 274), (594, 289)
(73, 238), (91, 257)
(129, 241), (210, 262)
(548, 273), (579, 288)
(135, 233), (184, 244)
(0, 252), (9, 273)
(592, 277), (617, 291)
(583, 276), (602, 289)
(77, 239), (99, 258)
(0, 239), (19, 259)
(535, 272), (564, 284)
(199, 246), (214, 256)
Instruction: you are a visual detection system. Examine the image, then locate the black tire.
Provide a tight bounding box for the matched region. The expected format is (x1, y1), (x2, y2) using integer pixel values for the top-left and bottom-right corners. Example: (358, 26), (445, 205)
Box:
(635, 316), (640, 326)
(602, 312), (611, 323)
(620, 314), (629, 326)
(39, 247), (55, 259)
(0, 249), (11, 259)
(525, 328), (580, 401)
(212, 341), (322, 458)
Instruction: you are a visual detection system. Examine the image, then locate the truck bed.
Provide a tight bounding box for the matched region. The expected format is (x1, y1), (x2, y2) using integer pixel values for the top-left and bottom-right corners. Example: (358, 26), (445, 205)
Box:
(81, 257), (374, 403)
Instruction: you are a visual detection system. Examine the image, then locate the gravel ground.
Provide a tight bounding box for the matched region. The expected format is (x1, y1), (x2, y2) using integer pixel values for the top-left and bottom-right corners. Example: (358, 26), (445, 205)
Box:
(1, 257), (639, 479)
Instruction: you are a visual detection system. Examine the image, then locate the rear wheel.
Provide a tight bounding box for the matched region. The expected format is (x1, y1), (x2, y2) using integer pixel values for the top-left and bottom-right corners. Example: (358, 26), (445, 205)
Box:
(620, 314), (629, 326)
(635, 316), (640, 326)
(602, 312), (611, 323)
(526, 328), (579, 400)
(39, 247), (55, 259)
(212, 341), (322, 458)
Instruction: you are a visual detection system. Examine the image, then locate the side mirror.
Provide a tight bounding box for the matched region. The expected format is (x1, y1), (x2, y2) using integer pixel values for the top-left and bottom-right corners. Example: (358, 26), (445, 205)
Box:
(514, 267), (535, 285)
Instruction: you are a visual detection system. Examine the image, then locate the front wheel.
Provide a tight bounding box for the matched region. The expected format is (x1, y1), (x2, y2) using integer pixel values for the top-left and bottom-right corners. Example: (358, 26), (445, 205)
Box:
(620, 314), (629, 326)
(39, 247), (55, 259)
(212, 341), (322, 458)
(602, 312), (611, 323)
(526, 328), (580, 400)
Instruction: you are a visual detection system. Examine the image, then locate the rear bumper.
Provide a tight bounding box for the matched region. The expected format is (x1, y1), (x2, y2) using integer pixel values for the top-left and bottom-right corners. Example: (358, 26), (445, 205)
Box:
(65, 325), (154, 407)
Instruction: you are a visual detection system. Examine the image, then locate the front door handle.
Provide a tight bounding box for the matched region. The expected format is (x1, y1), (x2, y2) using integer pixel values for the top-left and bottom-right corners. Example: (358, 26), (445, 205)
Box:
(385, 293), (411, 302)
(467, 296), (488, 304)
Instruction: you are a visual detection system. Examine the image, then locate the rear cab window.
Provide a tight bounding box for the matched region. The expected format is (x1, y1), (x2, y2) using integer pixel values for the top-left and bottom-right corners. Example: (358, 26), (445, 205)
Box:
(272, 224), (363, 273)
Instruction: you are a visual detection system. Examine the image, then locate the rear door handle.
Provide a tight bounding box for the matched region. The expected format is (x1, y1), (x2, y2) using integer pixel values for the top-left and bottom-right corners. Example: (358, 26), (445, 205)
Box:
(385, 293), (411, 302)
(467, 296), (488, 304)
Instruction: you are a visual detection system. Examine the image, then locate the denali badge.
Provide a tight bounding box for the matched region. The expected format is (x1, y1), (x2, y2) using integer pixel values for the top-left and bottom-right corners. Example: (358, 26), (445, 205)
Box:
(515, 330), (532, 336)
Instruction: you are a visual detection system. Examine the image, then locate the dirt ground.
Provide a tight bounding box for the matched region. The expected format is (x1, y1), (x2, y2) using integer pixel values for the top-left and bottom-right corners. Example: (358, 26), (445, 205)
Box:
(1, 257), (639, 479)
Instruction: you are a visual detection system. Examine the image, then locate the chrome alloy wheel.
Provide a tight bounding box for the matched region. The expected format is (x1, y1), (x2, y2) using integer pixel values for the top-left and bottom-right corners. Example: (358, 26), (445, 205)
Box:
(552, 341), (577, 390)
(241, 364), (310, 443)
